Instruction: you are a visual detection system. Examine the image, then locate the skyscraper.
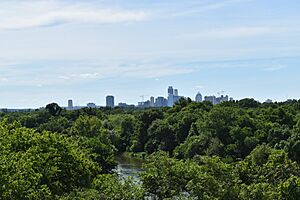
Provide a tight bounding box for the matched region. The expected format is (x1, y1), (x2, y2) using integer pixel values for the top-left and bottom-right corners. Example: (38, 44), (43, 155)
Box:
(174, 89), (178, 96)
(68, 99), (73, 110)
(168, 86), (174, 95)
(167, 86), (183, 107)
(106, 95), (114, 108)
(195, 92), (202, 102)
(155, 97), (168, 107)
(150, 96), (155, 107)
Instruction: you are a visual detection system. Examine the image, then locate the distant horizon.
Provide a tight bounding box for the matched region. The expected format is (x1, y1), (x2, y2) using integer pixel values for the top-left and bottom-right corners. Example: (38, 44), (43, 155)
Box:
(1, 91), (298, 110)
(0, 0), (299, 108)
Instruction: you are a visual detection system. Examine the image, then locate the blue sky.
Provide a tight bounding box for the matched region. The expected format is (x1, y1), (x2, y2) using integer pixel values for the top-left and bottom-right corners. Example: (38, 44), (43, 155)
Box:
(0, 0), (299, 108)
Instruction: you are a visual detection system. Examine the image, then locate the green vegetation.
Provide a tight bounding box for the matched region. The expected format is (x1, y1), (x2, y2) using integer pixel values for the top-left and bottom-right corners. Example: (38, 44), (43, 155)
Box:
(0, 99), (299, 199)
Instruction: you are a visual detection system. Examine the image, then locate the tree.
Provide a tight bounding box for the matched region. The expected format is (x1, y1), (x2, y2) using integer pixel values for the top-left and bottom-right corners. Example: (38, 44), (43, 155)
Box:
(145, 119), (176, 153)
(45, 103), (63, 116)
(237, 98), (260, 108)
(0, 121), (99, 199)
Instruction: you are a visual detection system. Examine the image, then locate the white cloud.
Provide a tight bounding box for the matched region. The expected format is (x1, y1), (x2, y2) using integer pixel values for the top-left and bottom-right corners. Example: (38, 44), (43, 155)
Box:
(0, 58), (196, 86)
(0, 1), (149, 31)
(175, 26), (281, 40)
(170, 0), (252, 17)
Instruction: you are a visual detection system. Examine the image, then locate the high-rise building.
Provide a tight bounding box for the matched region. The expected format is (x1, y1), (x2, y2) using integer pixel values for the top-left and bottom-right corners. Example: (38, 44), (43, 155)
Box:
(195, 92), (202, 102)
(167, 86), (183, 107)
(68, 99), (73, 110)
(150, 96), (155, 107)
(155, 97), (168, 107)
(174, 89), (178, 96)
(204, 96), (217, 105)
(168, 86), (174, 95)
(168, 94), (174, 107)
(106, 95), (114, 108)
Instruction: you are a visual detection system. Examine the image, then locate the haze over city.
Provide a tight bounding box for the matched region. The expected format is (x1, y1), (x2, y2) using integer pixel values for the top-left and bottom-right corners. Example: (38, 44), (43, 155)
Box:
(0, 0), (299, 108)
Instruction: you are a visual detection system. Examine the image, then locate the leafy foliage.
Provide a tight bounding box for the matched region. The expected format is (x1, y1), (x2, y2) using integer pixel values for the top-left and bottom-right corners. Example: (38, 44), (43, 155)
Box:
(0, 99), (299, 199)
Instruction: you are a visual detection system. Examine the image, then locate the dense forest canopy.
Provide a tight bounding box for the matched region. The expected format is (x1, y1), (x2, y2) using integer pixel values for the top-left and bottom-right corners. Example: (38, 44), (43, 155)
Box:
(0, 98), (299, 199)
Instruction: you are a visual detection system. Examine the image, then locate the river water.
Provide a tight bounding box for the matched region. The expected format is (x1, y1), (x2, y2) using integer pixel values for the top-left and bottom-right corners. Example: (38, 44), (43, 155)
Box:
(115, 153), (144, 181)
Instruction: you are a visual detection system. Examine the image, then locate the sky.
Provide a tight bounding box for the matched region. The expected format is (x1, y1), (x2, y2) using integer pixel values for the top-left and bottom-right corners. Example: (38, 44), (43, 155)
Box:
(0, 0), (299, 108)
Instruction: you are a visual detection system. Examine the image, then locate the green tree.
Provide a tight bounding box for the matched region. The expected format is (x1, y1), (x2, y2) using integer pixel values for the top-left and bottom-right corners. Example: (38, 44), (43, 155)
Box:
(0, 121), (99, 199)
(45, 103), (63, 116)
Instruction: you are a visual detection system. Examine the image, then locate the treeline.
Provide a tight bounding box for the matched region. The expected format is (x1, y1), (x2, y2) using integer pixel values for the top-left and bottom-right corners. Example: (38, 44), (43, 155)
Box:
(0, 98), (299, 199)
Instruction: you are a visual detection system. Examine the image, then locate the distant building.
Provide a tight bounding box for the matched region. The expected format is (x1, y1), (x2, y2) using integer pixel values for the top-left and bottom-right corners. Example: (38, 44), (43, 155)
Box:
(167, 86), (183, 107)
(118, 103), (135, 108)
(106, 95), (114, 108)
(155, 97), (168, 107)
(168, 86), (174, 95)
(173, 95), (182, 104)
(265, 99), (273, 103)
(168, 94), (174, 107)
(150, 96), (155, 107)
(230, 97), (234, 101)
(216, 95), (229, 104)
(195, 92), (202, 102)
(174, 89), (178, 96)
(87, 103), (96, 108)
(138, 100), (152, 108)
(205, 95), (230, 105)
(67, 99), (73, 110)
(204, 96), (217, 104)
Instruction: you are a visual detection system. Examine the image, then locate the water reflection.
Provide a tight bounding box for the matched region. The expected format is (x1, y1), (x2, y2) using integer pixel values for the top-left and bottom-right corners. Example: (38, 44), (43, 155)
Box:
(115, 153), (144, 182)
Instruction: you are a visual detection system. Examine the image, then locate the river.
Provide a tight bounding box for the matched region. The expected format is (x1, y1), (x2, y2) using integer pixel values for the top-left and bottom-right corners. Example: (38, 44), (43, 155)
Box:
(115, 153), (144, 182)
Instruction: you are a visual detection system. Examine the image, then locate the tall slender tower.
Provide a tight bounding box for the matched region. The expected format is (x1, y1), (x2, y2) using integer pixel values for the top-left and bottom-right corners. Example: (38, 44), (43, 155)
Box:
(68, 99), (73, 110)
(150, 96), (155, 107)
(167, 86), (174, 107)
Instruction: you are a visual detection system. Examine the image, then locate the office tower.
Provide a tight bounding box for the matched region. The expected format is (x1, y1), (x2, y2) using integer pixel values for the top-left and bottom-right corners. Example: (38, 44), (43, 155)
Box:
(168, 86), (174, 95)
(150, 96), (155, 107)
(174, 89), (178, 96)
(168, 94), (174, 107)
(195, 92), (202, 102)
(167, 86), (174, 107)
(68, 99), (73, 110)
(106, 95), (114, 108)
(155, 97), (167, 107)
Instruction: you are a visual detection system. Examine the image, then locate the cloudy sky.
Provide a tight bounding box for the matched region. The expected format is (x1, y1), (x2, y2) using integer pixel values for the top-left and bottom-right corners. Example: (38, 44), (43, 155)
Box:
(0, 0), (299, 108)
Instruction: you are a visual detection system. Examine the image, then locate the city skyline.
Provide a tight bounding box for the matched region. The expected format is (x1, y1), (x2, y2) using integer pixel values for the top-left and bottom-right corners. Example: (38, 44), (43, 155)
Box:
(0, 0), (299, 108)
(60, 85), (289, 110)
(0, 84), (297, 109)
